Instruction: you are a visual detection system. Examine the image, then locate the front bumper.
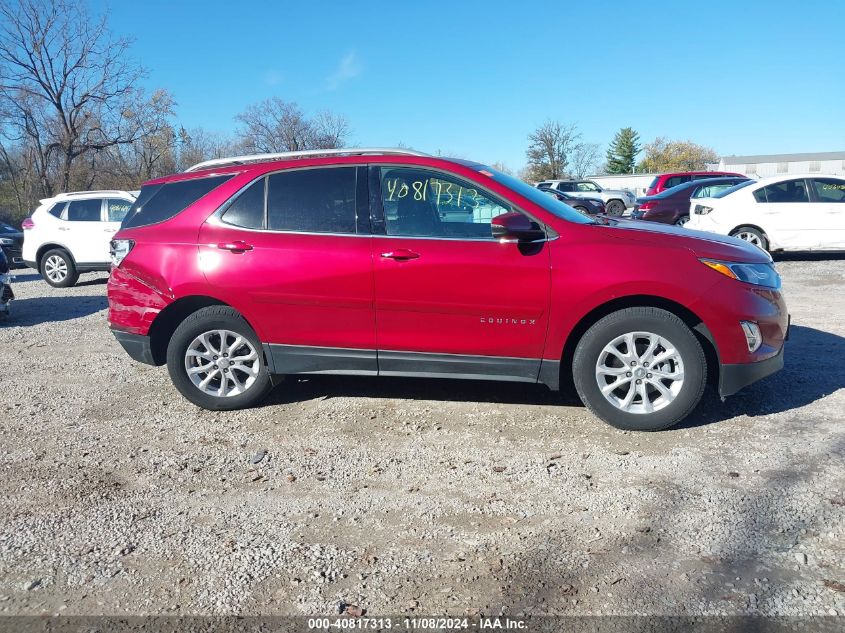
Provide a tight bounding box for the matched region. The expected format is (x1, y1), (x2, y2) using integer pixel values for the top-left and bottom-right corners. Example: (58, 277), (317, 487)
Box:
(112, 329), (157, 365)
(719, 345), (784, 397)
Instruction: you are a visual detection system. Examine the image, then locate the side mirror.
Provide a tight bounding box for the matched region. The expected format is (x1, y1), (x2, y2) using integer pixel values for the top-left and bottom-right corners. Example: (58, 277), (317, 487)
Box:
(491, 212), (546, 242)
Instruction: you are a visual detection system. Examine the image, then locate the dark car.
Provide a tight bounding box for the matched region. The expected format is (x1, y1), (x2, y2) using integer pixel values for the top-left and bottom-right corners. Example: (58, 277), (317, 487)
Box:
(632, 177), (751, 225)
(645, 171), (745, 196)
(0, 221), (24, 268)
(538, 186), (606, 215)
(0, 247), (13, 318)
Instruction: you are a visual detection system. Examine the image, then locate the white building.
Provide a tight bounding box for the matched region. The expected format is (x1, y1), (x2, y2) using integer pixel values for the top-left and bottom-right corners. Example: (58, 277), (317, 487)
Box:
(709, 151), (845, 178)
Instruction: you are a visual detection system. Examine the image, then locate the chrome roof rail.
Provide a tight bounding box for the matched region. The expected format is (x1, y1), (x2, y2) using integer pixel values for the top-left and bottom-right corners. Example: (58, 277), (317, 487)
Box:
(184, 147), (429, 173)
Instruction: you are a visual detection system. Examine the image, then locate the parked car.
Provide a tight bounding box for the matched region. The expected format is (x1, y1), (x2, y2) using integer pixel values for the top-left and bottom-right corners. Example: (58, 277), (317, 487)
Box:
(108, 148), (788, 432)
(632, 177), (751, 225)
(0, 221), (24, 268)
(645, 171), (745, 196)
(538, 186), (606, 215)
(686, 175), (845, 252)
(0, 248), (12, 318)
(22, 190), (136, 287)
(535, 179), (635, 216)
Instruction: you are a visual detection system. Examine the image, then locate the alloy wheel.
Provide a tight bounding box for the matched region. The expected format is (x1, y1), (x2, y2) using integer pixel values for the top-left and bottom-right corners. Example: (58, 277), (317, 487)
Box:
(595, 331), (685, 414)
(184, 329), (260, 397)
(44, 255), (68, 283)
(735, 231), (762, 247)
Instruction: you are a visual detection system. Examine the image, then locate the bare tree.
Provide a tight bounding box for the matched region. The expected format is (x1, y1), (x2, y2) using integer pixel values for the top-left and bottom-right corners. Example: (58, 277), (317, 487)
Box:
(0, 0), (148, 196)
(176, 126), (240, 172)
(524, 120), (581, 181)
(235, 97), (349, 153)
(569, 142), (601, 178)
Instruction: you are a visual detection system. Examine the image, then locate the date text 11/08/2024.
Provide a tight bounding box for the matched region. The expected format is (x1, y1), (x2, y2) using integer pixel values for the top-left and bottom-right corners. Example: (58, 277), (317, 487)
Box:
(307, 616), (528, 630)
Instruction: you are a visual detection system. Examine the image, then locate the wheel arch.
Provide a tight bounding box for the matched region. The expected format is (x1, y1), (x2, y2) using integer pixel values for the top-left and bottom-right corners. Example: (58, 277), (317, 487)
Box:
(557, 294), (720, 392)
(729, 223), (769, 239)
(36, 243), (76, 267)
(147, 295), (261, 366)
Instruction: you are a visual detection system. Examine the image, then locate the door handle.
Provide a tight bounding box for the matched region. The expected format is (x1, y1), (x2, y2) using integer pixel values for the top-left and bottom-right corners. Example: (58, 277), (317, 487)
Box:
(104, 228), (117, 233)
(380, 249), (420, 261)
(217, 241), (253, 254)
(58, 227), (69, 231)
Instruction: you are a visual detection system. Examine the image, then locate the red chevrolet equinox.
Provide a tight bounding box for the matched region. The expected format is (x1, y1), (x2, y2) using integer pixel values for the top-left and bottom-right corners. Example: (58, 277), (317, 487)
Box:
(107, 149), (788, 431)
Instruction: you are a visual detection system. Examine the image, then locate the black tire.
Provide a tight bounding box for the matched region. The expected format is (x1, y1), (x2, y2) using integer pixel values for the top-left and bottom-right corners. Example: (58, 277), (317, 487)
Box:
(730, 226), (769, 251)
(573, 205), (590, 214)
(166, 306), (272, 410)
(572, 307), (707, 431)
(606, 200), (625, 216)
(675, 215), (690, 226)
(39, 248), (79, 288)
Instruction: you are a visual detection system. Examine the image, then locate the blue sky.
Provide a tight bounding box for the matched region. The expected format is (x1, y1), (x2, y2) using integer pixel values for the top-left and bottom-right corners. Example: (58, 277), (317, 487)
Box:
(94, 0), (844, 170)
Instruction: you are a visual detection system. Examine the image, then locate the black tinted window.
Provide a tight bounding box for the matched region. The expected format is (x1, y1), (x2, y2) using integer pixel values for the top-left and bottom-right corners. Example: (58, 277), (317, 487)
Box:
(663, 176), (688, 189)
(267, 168), (356, 233)
(66, 199), (102, 222)
(123, 175), (232, 229)
(48, 203), (64, 218)
(757, 180), (809, 204)
(222, 178), (265, 229)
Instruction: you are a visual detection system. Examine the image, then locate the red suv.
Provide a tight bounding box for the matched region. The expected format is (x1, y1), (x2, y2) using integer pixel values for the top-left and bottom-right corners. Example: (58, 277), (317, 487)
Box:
(107, 149), (788, 431)
(646, 171), (745, 196)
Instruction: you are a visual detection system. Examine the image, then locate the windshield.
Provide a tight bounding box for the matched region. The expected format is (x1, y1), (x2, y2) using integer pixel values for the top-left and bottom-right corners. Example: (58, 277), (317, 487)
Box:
(479, 168), (597, 224)
(713, 179), (755, 198)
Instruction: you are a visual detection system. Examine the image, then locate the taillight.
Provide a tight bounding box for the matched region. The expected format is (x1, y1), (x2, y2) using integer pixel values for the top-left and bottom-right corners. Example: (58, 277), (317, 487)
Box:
(21, 217), (34, 230)
(638, 201), (656, 211)
(110, 239), (134, 267)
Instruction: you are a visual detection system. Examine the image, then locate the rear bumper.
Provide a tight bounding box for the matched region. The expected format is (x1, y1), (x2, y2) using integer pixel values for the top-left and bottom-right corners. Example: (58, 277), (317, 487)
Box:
(112, 329), (156, 365)
(719, 345), (784, 397)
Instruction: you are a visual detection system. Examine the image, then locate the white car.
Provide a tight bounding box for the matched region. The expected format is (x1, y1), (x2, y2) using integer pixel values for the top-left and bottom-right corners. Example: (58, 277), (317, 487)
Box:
(685, 175), (845, 252)
(535, 179), (636, 216)
(22, 190), (136, 287)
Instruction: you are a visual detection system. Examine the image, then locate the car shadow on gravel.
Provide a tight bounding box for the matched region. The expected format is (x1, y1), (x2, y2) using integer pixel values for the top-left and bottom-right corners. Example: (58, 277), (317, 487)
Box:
(679, 324), (845, 429)
(773, 252), (845, 262)
(2, 295), (107, 326)
(266, 374), (583, 407)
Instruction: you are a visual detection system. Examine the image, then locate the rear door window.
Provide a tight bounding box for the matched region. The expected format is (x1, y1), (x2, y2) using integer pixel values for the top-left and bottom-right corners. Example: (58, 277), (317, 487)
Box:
(123, 175), (233, 229)
(66, 199), (103, 222)
(663, 176), (688, 189)
(755, 179), (810, 203)
(221, 178), (266, 229)
(266, 167), (357, 233)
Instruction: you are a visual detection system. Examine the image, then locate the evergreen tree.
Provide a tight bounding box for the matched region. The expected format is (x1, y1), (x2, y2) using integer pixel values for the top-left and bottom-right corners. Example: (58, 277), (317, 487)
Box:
(605, 127), (641, 174)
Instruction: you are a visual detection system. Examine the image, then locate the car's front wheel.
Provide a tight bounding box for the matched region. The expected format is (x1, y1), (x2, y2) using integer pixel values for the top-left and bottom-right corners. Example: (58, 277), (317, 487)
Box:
(166, 306), (273, 410)
(572, 307), (707, 431)
(40, 249), (79, 288)
(605, 200), (625, 216)
(675, 215), (690, 227)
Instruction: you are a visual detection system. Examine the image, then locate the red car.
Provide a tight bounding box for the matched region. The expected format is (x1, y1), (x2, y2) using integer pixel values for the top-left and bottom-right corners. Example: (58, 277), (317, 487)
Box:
(646, 171), (745, 196)
(108, 149), (788, 431)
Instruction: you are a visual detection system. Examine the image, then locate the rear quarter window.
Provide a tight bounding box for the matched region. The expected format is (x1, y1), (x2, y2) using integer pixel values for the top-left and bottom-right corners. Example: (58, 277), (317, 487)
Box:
(122, 175), (233, 229)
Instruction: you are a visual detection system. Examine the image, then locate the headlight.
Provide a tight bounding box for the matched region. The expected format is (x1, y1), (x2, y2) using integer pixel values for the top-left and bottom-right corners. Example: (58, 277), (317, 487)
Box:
(700, 259), (781, 289)
(110, 239), (134, 267)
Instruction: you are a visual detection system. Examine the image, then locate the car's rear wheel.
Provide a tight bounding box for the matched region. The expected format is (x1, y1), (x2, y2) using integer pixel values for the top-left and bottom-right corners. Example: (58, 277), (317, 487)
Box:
(572, 307), (707, 431)
(675, 215), (690, 226)
(166, 306), (272, 410)
(605, 200), (625, 216)
(730, 226), (768, 251)
(573, 205), (590, 214)
(40, 249), (79, 288)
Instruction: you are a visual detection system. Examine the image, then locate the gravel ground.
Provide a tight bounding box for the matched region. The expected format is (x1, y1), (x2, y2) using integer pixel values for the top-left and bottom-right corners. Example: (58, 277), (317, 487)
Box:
(0, 260), (843, 618)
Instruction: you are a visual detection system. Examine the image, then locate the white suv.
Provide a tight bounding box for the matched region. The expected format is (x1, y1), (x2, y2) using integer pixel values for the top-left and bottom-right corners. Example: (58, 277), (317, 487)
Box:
(22, 190), (136, 287)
